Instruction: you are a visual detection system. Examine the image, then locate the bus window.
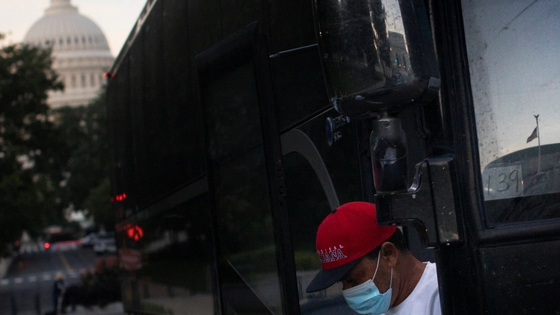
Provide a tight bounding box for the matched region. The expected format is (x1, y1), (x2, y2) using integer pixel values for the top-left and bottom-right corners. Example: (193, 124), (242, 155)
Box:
(119, 193), (215, 314)
(272, 49), (329, 131)
(284, 152), (356, 315)
(463, 0), (560, 225)
(281, 112), (364, 314)
(201, 59), (283, 313)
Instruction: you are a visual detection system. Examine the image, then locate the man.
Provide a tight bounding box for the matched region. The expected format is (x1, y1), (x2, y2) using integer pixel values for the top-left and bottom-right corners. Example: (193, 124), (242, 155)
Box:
(306, 201), (441, 315)
(52, 272), (65, 314)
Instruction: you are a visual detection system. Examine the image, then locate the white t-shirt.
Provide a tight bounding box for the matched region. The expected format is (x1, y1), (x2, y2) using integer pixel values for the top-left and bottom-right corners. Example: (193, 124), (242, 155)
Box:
(384, 262), (441, 315)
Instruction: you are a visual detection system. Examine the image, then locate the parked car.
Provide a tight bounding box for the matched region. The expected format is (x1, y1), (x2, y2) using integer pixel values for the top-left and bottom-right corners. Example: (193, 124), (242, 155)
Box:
(93, 233), (116, 255)
(80, 233), (99, 248)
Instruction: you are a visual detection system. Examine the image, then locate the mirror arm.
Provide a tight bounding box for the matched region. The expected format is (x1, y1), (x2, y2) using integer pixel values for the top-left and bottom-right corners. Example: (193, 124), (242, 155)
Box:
(375, 156), (462, 248)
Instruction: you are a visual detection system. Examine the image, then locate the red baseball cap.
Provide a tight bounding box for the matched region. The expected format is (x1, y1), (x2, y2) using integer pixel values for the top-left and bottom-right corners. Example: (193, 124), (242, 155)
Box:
(305, 202), (397, 293)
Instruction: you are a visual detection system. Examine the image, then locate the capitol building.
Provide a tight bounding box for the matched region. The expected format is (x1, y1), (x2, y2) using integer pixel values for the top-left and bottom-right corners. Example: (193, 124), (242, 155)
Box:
(23, 0), (114, 108)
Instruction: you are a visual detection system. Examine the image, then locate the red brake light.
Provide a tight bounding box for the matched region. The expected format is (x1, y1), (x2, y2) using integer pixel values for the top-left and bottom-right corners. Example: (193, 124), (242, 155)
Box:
(44, 242), (50, 249)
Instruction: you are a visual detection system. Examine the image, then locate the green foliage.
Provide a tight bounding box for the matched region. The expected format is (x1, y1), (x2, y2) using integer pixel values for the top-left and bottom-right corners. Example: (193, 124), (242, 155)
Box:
(62, 256), (121, 311)
(0, 45), (63, 161)
(83, 177), (113, 230)
(54, 89), (110, 211)
(294, 250), (321, 270)
(0, 44), (64, 246)
(0, 43), (112, 249)
(142, 257), (210, 293)
(226, 245), (277, 275)
(52, 88), (113, 231)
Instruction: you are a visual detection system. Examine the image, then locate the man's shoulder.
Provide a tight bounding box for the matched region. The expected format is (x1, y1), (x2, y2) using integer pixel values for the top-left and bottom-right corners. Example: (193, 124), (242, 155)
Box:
(422, 262), (439, 285)
(416, 262), (439, 298)
(384, 262), (441, 315)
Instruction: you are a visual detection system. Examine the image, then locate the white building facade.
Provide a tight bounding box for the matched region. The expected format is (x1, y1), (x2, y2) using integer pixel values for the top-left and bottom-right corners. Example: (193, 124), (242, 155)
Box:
(23, 0), (114, 108)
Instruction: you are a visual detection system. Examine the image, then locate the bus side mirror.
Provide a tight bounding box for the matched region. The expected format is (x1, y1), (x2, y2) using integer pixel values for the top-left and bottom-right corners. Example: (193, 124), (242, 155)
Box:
(313, 0), (462, 248)
(312, 0), (440, 118)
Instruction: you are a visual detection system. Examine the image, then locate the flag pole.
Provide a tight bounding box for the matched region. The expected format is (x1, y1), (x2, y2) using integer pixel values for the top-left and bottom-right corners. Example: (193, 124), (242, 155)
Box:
(535, 114), (541, 173)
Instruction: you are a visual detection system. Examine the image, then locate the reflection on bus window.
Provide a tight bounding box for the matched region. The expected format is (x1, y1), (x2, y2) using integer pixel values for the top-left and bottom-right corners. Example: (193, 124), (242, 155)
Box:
(120, 195), (215, 314)
(284, 152), (357, 315)
(463, 0), (560, 224)
(203, 62), (283, 314)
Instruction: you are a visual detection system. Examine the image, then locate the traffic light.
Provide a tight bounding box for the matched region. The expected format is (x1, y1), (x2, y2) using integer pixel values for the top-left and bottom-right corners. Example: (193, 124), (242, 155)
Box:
(125, 225), (144, 241)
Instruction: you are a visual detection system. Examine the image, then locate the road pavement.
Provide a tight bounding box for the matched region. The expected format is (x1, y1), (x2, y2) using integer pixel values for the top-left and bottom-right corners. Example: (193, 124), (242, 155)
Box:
(0, 242), (124, 315)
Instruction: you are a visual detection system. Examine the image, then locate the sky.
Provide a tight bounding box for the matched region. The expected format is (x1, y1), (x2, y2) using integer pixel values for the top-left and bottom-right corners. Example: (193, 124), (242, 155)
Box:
(462, 0), (560, 202)
(462, 0), (560, 169)
(0, 0), (147, 56)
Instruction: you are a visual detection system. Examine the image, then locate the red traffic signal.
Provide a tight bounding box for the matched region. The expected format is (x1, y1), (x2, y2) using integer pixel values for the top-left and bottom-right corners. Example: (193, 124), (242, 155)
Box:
(126, 225), (144, 241)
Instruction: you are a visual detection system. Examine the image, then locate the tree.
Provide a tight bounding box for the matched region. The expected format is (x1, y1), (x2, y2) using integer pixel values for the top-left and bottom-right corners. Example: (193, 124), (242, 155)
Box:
(54, 88), (113, 230)
(0, 41), (115, 251)
(83, 177), (113, 231)
(0, 45), (63, 160)
(0, 43), (64, 249)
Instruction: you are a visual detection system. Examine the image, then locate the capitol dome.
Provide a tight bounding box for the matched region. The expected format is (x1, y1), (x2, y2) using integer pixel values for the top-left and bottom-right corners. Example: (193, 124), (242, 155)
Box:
(23, 0), (114, 108)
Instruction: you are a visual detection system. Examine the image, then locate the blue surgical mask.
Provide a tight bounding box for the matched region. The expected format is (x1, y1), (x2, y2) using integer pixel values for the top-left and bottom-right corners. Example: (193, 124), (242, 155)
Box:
(342, 252), (393, 315)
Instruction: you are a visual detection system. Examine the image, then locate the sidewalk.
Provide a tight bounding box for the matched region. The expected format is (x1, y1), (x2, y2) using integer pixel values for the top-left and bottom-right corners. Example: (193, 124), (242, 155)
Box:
(62, 301), (125, 314)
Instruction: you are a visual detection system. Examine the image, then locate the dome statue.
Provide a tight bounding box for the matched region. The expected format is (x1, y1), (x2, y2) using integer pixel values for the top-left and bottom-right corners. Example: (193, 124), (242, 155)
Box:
(23, 0), (114, 108)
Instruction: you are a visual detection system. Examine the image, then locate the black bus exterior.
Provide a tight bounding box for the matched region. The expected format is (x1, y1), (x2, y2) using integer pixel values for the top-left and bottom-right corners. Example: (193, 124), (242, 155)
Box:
(106, 0), (560, 314)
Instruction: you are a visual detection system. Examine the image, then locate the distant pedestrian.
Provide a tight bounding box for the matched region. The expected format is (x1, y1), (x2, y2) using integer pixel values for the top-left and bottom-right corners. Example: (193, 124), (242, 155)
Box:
(52, 273), (65, 314)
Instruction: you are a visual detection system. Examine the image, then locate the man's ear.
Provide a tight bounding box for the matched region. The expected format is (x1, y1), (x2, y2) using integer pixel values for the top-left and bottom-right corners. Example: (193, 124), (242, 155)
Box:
(380, 242), (399, 267)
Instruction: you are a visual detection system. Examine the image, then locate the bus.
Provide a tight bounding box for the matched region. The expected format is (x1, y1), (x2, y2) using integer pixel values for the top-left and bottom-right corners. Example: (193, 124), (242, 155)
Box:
(106, 0), (560, 314)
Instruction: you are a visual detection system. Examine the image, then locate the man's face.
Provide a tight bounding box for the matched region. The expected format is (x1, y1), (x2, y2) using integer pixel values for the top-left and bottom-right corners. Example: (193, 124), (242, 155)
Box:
(341, 253), (393, 294)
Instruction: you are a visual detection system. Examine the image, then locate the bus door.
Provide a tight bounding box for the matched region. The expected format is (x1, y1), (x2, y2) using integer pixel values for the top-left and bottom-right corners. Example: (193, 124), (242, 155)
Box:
(311, 0), (560, 314)
(195, 19), (430, 315)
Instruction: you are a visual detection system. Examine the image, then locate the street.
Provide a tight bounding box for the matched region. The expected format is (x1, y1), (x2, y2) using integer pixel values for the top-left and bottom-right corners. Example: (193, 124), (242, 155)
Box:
(0, 242), (122, 315)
